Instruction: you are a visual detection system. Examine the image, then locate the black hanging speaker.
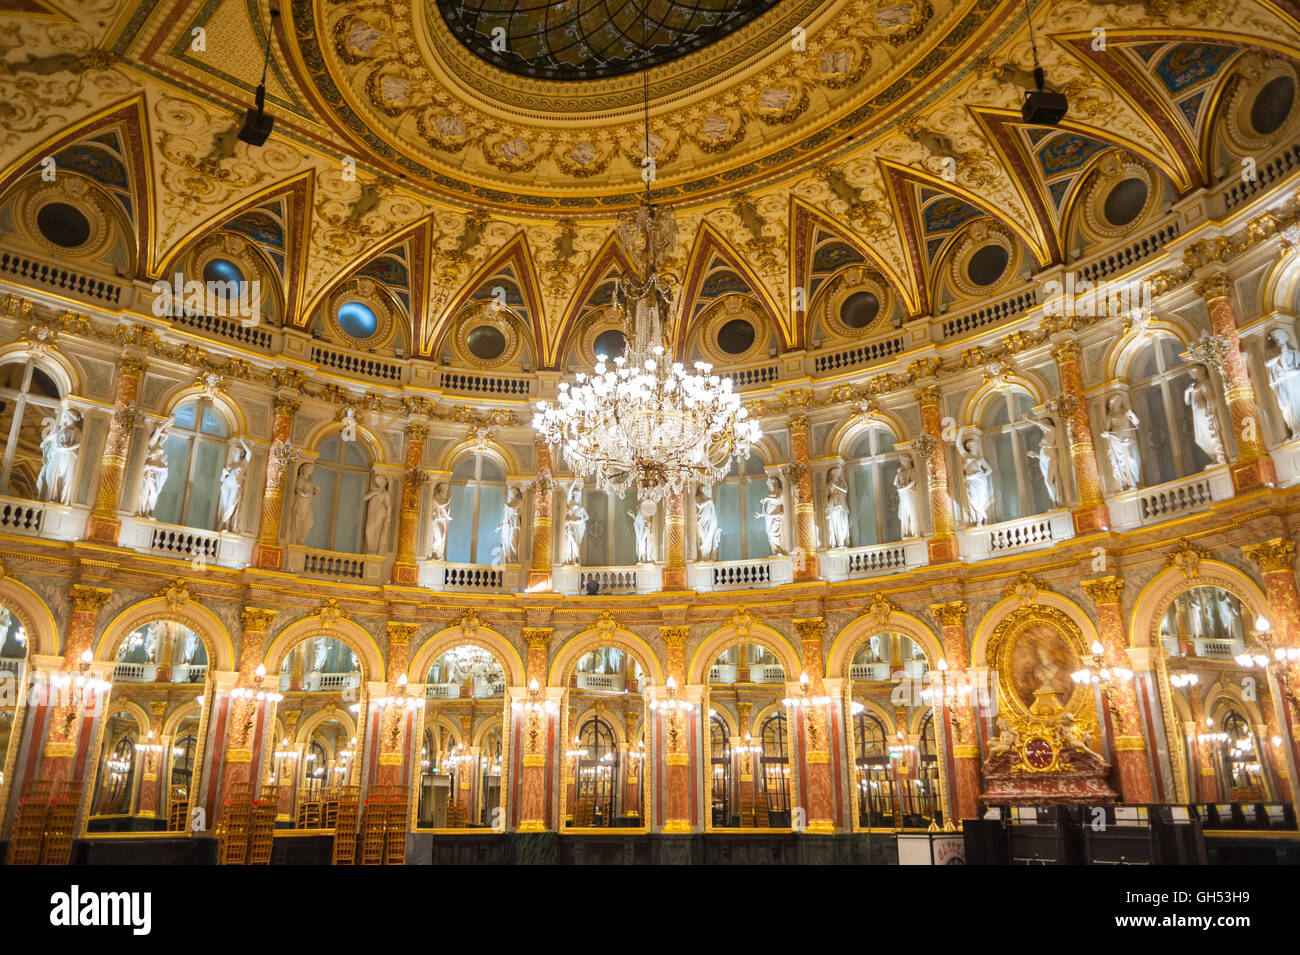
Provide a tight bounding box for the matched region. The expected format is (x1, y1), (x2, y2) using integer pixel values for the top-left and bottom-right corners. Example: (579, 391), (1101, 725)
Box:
(238, 85), (274, 146)
(1021, 67), (1068, 126)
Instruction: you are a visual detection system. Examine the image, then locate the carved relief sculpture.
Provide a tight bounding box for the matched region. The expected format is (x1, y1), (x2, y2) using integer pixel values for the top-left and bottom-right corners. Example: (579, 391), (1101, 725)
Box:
(959, 430), (993, 526)
(1266, 329), (1300, 438)
(824, 463), (850, 549)
(288, 461), (320, 546)
(37, 405), (82, 505)
(1184, 364), (1226, 466)
(754, 473), (786, 555)
(695, 485), (721, 561)
(217, 436), (252, 533)
(1100, 394), (1141, 491)
(560, 479), (588, 565)
(363, 472), (392, 555)
(894, 455), (920, 538)
(495, 484), (523, 563)
(629, 497), (657, 564)
(427, 480), (452, 560)
(137, 417), (172, 518)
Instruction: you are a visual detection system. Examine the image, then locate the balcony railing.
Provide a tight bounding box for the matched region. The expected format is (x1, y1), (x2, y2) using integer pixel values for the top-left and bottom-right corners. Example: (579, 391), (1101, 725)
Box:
(1109, 467), (1231, 530)
(555, 565), (660, 595)
(690, 556), (793, 592)
(575, 672), (624, 692)
(824, 539), (926, 580)
(425, 680), (504, 699)
(958, 510), (1073, 560)
(279, 672), (362, 692)
(0, 496), (86, 541)
(113, 663), (156, 683)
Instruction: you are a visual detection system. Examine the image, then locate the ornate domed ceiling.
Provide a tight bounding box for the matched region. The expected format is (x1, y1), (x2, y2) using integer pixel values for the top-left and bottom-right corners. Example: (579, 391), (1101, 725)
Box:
(436, 0), (788, 79)
(1, 0), (1299, 372)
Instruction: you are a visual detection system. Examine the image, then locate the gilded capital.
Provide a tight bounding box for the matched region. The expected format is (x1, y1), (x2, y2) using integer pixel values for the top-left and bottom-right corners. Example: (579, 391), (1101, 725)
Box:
(405, 422), (431, 442)
(787, 412), (809, 435)
(1244, 538), (1297, 574)
(917, 384), (942, 408)
(240, 607), (279, 632)
(1050, 339), (1081, 365)
(793, 617), (826, 644)
(931, 600), (968, 628)
(386, 621), (418, 645)
(272, 394), (301, 417)
(660, 625), (690, 648)
(1194, 272), (1231, 302)
(523, 627), (553, 649)
(119, 356), (150, 378)
(1082, 576), (1125, 606)
(69, 584), (113, 615)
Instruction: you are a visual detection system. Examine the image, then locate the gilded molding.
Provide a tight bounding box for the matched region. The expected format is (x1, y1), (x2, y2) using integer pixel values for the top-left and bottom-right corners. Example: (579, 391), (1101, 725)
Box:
(1082, 576), (1124, 606)
(1244, 538), (1297, 574)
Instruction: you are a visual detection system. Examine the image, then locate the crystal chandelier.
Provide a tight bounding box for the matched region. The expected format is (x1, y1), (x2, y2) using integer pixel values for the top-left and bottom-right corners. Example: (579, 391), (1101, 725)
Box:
(532, 62), (761, 504)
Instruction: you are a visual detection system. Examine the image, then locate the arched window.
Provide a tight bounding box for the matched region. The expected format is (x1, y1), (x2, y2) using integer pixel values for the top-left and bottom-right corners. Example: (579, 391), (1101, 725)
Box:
(0, 606), (27, 787)
(843, 426), (907, 545)
(711, 715), (732, 826)
(447, 453), (508, 564)
(1221, 709), (1263, 799)
(152, 398), (230, 530)
(1159, 586), (1247, 658)
(575, 483), (638, 566)
(574, 647), (642, 693)
(114, 621), (208, 684)
(478, 725), (503, 826)
(303, 435), (372, 554)
(977, 391), (1053, 523)
(0, 358), (65, 499)
(426, 645), (505, 699)
(760, 713), (791, 825)
(0, 605), (28, 660)
(573, 716), (618, 827)
(709, 644), (784, 685)
(714, 455), (772, 560)
(915, 712), (941, 827)
(279, 636), (360, 693)
(1128, 337), (1205, 486)
(852, 633), (928, 682)
(94, 722), (136, 816)
(854, 711), (894, 827)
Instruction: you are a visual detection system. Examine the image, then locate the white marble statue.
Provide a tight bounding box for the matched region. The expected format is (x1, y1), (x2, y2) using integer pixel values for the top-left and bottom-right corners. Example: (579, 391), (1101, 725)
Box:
(695, 485), (721, 561)
(894, 456), (920, 539)
(363, 473), (391, 555)
(288, 461), (320, 545)
(137, 417), (172, 518)
(629, 498), (657, 564)
(988, 715), (1020, 758)
(312, 637), (329, 673)
(1266, 329), (1300, 438)
(36, 406), (82, 505)
(1025, 414), (1063, 507)
(959, 431), (993, 526)
(824, 464), (850, 549)
(217, 436), (252, 533)
(1184, 364), (1226, 466)
(560, 479), (588, 565)
(754, 474), (786, 556)
(427, 481), (452, 560)
(1101, 394), (1141, 491)
(494, 485), (523, 564)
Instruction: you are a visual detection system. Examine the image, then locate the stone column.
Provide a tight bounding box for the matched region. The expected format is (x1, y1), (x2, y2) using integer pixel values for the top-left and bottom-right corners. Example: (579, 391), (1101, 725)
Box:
(274, 710), (301, 822)
(1081, 577), (1154, 802)
(517, 627), (553, 831)
(457, 714), (476, 816)
(793, 617), (836, 832)
(931, 600), (980, 824)
(250, 396), (300, 570)
(41, 584), (114, 783)
(220, 608), (277, 801)
(528, 438), (555, 593)
(622, 710), (641, 819)
(84, 356), (149, 543)
(663, 492), (687, 591)
(1196, 273), (1277, 494)
(916, 386), (959, 562)
(787, 414), (820, 581)
(391, 424), (429, 585)
(1051, 340), (1110, 534)
(660, 625), (692, 832)
(1187, 689), (1220, 802)
(736, 701), (755, 818)
(377, 622), (417, 785)
(136, 701), (168, 818)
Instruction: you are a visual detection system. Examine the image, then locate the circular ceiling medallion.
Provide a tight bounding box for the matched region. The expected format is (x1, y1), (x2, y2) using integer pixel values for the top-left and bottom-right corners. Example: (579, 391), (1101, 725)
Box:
(1102, 178), (1148, 228)
(967, 245), (1008, 288)
(467, 323), (507, 361)
(338, 301), (379, 340)
(36, 202), (91, 249)
(203, 258), (246, 287)
(718, 317), (756, 355)
(593, 328), (627, 360)
(1251, 75), (1295, 135)
(839, 290), (880, 330)
(437, 0), (785, 81)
